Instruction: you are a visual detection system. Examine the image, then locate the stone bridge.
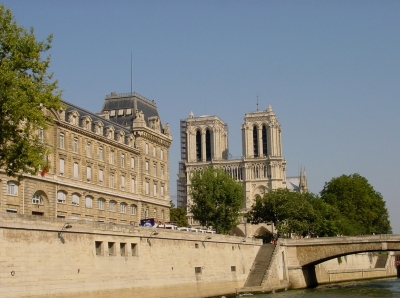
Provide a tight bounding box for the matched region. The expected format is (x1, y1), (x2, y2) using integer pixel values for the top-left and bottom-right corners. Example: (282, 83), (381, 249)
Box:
(278, 234), (400, 288)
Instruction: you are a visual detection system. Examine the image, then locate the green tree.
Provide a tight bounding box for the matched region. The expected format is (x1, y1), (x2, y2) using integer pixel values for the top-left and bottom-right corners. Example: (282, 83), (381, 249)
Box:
(0, 5), (63, 180)
(247, 188), (317, 237)
(320, 173), (392, 235)
(169, 201), (188, 227)
(189, 166), (244, 234)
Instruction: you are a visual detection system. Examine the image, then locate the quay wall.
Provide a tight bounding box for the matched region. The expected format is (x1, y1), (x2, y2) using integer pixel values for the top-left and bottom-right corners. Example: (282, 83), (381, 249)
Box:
(0, 212), (398, 298)
(0, 213), (261, 298)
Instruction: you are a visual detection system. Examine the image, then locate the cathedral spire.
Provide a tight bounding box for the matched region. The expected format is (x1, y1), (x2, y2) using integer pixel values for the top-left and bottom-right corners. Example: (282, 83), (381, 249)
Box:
(299, 166), (308, 193)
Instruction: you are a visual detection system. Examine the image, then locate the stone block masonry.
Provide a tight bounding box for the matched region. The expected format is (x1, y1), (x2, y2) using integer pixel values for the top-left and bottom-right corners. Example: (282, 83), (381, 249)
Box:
(0, 213), (261, 298)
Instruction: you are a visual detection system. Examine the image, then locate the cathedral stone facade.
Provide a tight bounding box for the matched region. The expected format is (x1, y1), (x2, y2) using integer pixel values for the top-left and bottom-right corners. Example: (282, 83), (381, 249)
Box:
(177, 105), (287, 225)
(0, 92), (172, 225)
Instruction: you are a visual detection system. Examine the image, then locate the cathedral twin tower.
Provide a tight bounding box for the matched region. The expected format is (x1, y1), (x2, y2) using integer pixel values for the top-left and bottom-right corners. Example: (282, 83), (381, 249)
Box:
(177, 105), (287, 223)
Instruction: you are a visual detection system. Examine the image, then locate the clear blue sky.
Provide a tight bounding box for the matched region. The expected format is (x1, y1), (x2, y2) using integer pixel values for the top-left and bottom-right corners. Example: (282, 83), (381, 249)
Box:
(4, 1), (399, 232)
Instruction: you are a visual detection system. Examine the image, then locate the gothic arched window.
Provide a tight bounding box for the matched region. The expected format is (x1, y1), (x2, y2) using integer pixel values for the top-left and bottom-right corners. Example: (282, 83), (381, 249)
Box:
(253, 126), (258, 157)
(205, 129), (211, 161)
(262, 125), (268, 157)
(196, 130), (202, 161)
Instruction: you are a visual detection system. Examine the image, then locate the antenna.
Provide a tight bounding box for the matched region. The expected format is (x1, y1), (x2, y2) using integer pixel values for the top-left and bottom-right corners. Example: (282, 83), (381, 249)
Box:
(130, 52), (133, 96)
(256, 94), (259, 111)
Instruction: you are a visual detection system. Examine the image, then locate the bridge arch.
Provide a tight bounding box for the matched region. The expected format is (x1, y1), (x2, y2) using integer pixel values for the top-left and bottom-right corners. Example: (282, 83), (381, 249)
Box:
(279, 235), (400, 288)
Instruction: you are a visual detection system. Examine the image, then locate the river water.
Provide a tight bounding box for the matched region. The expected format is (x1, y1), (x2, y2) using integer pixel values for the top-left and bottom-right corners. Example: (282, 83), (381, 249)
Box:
(237, 278), (400, 297)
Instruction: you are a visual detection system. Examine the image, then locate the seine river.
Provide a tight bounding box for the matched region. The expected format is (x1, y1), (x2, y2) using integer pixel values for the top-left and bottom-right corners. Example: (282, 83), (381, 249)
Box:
(236, 278), (400, 298)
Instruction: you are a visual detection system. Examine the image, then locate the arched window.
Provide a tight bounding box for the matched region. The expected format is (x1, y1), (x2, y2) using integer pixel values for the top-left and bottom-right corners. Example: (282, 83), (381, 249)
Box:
(253, 126), (258, 157)
(196, 130), (202, 161)
(98, 198), (105, 210)
(57, 191), (66, 204)
(130, 204), (137, 215)
(262, 125), (268, 156)
(205, 129), (211, 161)
(72, 193), (80, 206)
(85, 195), (93, 208)
(109, 200), (116, 212)
(32, 193), (43, 205)
(120, 203), (127, 214)
(7, 181), (18, 196)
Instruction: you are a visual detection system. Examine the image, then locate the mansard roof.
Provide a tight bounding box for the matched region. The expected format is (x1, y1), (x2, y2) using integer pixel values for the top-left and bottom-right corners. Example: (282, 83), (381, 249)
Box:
(61, 100), (132, 137)
(101, 92), (161, 128)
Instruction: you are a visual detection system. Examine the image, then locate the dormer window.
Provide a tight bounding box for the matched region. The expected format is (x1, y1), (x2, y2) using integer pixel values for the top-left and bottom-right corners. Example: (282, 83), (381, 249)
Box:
(68, 110), (80, 126)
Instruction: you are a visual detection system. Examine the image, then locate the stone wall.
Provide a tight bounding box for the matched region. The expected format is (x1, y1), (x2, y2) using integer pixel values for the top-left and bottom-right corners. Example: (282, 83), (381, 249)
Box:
(0, 213), (261, 298)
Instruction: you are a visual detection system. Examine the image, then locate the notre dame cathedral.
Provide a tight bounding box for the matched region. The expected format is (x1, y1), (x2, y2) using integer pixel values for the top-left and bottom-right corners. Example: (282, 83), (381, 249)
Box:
(177, 105), (307, 234)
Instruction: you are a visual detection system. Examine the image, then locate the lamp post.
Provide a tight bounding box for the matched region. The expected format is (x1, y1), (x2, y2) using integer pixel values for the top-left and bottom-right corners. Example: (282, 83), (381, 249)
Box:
(58, 223), (72, 238)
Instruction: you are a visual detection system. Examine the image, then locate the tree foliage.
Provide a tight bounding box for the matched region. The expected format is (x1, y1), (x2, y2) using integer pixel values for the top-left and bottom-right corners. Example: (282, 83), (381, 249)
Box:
(189, 166), (244, 234)
(247, 189), (319, 236)
(0, 5), (62, 179)
(169, 201), (188, 227)
(247, 173), (392, 237)
(320, 173), (392, 235)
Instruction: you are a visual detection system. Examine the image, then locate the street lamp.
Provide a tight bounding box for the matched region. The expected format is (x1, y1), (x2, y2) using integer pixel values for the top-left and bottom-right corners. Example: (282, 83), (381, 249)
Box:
(58, 223), (72, 238)
(147, 230), (159, 245)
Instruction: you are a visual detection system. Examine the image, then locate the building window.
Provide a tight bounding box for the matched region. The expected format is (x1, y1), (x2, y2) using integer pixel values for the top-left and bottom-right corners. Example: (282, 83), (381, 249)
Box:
(130, 157), (135, 170)
(110, 150), (114, 164)
(98, 147), (103, 161)
(131, 178), (135, 193)
(161, 185), (164, 197)
(160, 149), (164, 160)
(161, 166), (164, 179)
(85, 196), (93, 208)
(145, 143), (149, 154)
(231, 266), (236, 272)
(109, 200), (116, 212)
(98, 198), (105, 210)
(110, 173), (115, 188)
(72, 193), (80, 206)
(32, 193), (43, 205)
(153, 163), (156, 176)
(57, 191), (66, 204)
(86, 166), (92, 182)
(153, 208), (157, 218)
(59, 133), (65, 149)
(253, 126), (258, 157)
(196, 130), (202, 161)
(206, 129), (211, 161)
(121, 154), (125, 167)
(73, 138), (78, 152)
(73, 162), (79, 179)
(153, 146), (156, 157)
(99, 169), (103, 185)
(59, 158), (65, 176)
(7, 181), (18, 196)
(145, 181), (149, 195)
(144, 208), (149, 218)
(262, 125), (268, 156)
(86, 142), (91, 157)
(130, 205), (137, 215)
(195, 267), (202, 274)
(121, 176), (125, 190)
(153, 183), (157, 197)
(38, 128), (44, 143)
(145, 161), (149, 174)
(120, 203), (127, 214)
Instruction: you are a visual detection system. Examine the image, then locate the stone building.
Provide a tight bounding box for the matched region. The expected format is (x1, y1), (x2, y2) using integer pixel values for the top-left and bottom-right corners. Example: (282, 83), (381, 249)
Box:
(177, 105), (287, 228)
(0, 92), (172, 225)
